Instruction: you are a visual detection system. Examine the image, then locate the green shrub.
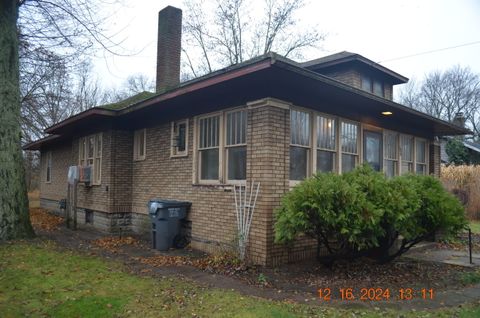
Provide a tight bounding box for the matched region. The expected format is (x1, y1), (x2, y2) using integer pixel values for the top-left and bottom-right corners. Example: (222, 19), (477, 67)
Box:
(274, 165), (467, 264)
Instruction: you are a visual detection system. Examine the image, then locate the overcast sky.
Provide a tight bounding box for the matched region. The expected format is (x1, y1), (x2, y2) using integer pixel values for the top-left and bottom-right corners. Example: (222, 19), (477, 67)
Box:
(95, 0), (480, 97)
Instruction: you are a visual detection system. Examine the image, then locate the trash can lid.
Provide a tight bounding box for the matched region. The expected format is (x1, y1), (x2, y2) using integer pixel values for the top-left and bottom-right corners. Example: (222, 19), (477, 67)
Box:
(147, 199), (192, 209)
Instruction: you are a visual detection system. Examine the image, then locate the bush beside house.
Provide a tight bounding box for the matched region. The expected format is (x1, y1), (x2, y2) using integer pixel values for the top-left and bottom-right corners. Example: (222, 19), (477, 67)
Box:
(275, 165), (466, 265)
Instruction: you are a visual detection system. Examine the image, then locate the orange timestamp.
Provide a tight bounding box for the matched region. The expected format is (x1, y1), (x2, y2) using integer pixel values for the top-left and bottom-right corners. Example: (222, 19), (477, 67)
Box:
(317, 288), (434, 301)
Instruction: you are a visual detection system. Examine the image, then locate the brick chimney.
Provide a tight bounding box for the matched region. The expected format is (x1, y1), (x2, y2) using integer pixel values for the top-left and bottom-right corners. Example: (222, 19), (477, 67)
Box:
(453, 112), (466, 128)
(156, 6), (182, 93)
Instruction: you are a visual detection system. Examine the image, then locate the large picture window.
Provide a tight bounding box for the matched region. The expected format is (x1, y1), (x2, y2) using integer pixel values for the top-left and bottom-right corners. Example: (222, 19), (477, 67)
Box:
(316, 115), (336, 173)
(290, 109), (310, 180)
(341, 121), (359, 173)
(78, 133), (102, 184)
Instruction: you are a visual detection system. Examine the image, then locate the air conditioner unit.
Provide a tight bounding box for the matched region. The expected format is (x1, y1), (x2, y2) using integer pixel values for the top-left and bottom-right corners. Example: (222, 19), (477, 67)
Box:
(79, 166), (92, 185)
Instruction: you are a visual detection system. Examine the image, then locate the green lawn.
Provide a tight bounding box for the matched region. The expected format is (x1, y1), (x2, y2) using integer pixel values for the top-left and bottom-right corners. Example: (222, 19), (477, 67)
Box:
(0, 240), (479, 318)
(469, 221), (480, 234)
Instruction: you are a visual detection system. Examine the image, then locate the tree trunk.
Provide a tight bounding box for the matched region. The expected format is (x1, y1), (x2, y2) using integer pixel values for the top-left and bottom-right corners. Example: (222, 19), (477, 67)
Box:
(0, 0), (35, 240)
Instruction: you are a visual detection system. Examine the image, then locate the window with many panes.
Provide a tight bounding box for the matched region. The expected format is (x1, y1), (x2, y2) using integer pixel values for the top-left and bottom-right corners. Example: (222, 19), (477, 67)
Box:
(46, 151), (52, 183)
(198, 115), (220, 181)
(133, 129), (146, 161)
(400, 135), (414, 174)
(415, 139), (427, 175)
(226, 110), (247, 181)
(384, 131), (398, 178)
(78, 133), (102, 184)
(316, 115), (336, 173)
(196, 109), (247, 183)
(341, 121), (359, 173)
(171, 119), (188, 157)
(290, 109), (311, 180)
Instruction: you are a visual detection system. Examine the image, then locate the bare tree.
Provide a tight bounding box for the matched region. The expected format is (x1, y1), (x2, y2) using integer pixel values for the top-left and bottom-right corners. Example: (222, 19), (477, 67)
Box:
(1, 0), (122, 240)
(397, 66), (480, 139)
(182, 0), (325, 78)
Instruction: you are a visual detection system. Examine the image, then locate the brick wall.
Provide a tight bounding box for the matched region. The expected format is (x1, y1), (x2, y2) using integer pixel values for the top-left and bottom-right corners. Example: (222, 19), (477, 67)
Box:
(323, 69), (362, 89)
(430, 142), (441, 177)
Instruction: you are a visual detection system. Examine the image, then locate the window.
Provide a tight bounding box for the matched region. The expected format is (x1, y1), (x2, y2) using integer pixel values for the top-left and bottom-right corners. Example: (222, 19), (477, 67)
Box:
(196, 110), (247, 183)
(361, 75), (372, 92)
(316, 115), (336, 173)
(361, 75), (384, 97)
(226, 110), (246, 181)
(384, 131), (398, 178)
(198, 115), (220, 180)
(134, 129), (146, 161)
(290, 109), (311, 180)
(373, 80), (383, 97)
(46, 151), (52, 183)
(78, 133), (102, 184)
(341, 121), (359, 173)
(400, 135), (414, 174)
(171, 119), (188, 157)
(416, 139), (427, 175)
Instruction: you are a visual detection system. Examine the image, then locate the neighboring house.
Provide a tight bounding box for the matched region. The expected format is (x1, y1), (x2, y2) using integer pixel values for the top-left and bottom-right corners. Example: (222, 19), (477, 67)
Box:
(24, 6), (468, 266)
(440, 138), (480, 164)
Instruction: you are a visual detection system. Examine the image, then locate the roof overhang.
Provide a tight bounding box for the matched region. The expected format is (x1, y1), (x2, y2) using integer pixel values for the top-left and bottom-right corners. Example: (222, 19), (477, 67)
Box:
(29, 53), (468, 151)
(23, 135), (62, 151)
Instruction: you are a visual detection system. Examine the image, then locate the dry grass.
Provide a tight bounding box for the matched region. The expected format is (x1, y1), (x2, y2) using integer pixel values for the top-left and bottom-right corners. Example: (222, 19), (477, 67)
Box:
(441, 164), (480, 220)
(28, 190), (40, 208)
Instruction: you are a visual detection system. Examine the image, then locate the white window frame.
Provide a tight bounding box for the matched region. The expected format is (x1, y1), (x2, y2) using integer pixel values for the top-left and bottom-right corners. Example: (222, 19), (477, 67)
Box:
(133, 128), (146, 161)
(45, 151), (52, 183)
(171, 119), (189, 157)
(78, 133), (102, 185)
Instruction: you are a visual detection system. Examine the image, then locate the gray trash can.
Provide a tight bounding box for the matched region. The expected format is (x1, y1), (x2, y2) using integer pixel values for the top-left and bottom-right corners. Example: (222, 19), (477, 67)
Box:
(148, 199), (191, 251)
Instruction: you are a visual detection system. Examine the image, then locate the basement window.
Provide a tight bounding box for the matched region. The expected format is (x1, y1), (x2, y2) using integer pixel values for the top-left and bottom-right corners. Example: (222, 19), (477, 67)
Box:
(171, 119), (188, 157)
(85, 209), (94, 224)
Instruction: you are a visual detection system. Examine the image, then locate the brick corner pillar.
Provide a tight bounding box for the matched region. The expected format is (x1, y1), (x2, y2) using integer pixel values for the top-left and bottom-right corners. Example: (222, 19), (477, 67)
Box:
(245, 98), (291, 266)
(429, 140), (441, 177)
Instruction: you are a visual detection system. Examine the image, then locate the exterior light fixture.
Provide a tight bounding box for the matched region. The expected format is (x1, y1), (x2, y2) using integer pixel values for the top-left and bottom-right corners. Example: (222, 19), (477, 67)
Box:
(382, 111), (393, 116)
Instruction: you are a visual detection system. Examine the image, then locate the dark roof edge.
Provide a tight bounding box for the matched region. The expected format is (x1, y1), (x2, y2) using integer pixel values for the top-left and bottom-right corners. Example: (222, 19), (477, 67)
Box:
(23, 135), (61, 151)
(301, 53), (409, 84)
(275, 59), (471, 136)
(44, 108), (116, 134)
(118, 54), (277, 115)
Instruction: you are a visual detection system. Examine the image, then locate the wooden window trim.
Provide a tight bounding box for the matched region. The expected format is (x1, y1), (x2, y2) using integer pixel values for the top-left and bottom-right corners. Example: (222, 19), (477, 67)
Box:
(133, 129), (146, 161)
(170, 119), (189, 158)
(78, 133), (102, 185)
(194, 108), (247, 185)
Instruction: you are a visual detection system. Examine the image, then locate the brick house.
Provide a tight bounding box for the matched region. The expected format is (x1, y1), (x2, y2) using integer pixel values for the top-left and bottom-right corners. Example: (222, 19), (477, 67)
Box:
(24, 6), (468, 266)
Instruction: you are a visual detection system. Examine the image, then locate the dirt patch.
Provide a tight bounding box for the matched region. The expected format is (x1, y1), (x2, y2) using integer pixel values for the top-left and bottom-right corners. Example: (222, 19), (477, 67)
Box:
(30, 208), (64, 232)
